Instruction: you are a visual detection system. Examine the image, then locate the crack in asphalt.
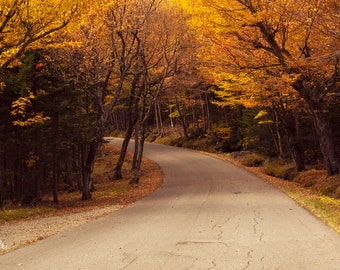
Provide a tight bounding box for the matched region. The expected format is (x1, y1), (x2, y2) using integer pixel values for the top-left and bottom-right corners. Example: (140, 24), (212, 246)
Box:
(253, 210), (265, 243)
(211, 213), (240, 239)
(242, 260), (251, 270)
(211, 217), (232, 242)
(235, 218), (241, 231)
(175, 240), (230, 269)
(121, 252), (139, 269)
(208, 259), (217, 270)
(242, 249), (254, 270)
(176, 240), (228, 247)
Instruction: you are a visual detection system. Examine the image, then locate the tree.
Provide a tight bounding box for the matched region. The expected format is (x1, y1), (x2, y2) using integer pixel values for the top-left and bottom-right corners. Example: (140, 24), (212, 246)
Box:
(0, 0), (78, 69)
(0, 0), (79, 130)
(50, 0), (184, 198)
(183, 0), (340, 175)
(50, 1), (127, 199)
(112, 0), (187, 181)
(0, 49), (87, 206)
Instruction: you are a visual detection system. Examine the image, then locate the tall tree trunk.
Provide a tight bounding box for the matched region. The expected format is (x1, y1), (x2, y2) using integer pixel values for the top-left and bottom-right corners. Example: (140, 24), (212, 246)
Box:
(130, 83), (157, 184)
(130, 121), (147, 185)
(0, 144), (7, 208)
(79, 147), (85, 191)
(273, 102), (305, 171)
(287, 134), (305, 172)
(175, 97), (189, 139)
(285, 122), (306, 172)
(81, 141), (98, 200)
(154, 102), (163, 135)
(292, 78), (340, 175)
(111, 86), (140, 180)
(312, 111), (340, 175)
(52, 148), (59, 204)
(273, 107), (284, 158)
(131, 123), (141, 185)
(169, 104), (175, 128)
(112, 72), (142, 180)
(132, 121), (140, 170)
(204, 90), (212, 132)
(111, 121), (136, 180)
(52, 102), (59, 204)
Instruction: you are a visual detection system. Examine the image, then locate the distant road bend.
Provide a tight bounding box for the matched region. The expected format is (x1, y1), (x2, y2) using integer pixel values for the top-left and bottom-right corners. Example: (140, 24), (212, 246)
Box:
(1, 137), (340, 270)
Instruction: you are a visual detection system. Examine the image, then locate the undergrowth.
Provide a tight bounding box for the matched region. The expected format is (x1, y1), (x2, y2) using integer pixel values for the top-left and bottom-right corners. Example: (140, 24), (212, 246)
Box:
(0, 144), (162, 223)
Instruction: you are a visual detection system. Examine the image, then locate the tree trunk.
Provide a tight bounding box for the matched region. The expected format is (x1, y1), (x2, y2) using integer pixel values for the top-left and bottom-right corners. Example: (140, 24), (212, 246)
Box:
(52, 104), (59, 204)
(52, 148), (59, 204)
(292, 78), (340, 175)
(81, 141), (98, 200)
(273, 107), (284, 158)
(112, 121), (136, 180)
(130, 124), (141, 185)
(0, 145), (7, 208)
(154, 102), (163, 135)
(169, 104), (175, 128)
(79, 147), (85, 191)
(132, 122), (140, 170)
(273, 102), (305, 171)
(284, 120), (306, 172)
(175, 97), (189, 139)
(130, 122), (147, 185)
(288, 136), (305, 172)
(204, 90), (212, 132)
(312, 111), (340, 175)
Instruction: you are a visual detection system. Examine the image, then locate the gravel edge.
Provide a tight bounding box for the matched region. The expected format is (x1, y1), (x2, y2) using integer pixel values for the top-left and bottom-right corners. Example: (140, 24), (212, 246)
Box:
(0, 205), (123, 255)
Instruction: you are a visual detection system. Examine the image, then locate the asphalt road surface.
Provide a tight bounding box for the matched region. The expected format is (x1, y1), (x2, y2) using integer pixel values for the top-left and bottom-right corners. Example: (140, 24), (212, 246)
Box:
(1, 138), (339, 270)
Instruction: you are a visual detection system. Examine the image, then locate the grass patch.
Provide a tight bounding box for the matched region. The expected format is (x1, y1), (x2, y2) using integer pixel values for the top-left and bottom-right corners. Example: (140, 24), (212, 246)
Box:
(0, 207), (54, 223)
(280, 187), (340, 233)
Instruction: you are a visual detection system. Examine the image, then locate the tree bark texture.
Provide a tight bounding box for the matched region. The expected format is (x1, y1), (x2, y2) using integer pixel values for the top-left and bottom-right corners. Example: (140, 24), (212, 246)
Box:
(81, 141), (98, 200)
(175, 97), (189, 138)
(292, 78), (340, 175)
(112, 122), (136, 180)
(312, 111), (340, 176)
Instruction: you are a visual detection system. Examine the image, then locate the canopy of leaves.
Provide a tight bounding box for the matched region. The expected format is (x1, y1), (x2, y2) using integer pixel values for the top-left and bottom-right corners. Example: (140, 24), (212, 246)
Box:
(176, 0), (339, 109)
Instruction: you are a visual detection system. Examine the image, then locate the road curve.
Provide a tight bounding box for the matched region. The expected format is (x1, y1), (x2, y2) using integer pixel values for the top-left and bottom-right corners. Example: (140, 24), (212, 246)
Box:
(1, 138), (339, 270)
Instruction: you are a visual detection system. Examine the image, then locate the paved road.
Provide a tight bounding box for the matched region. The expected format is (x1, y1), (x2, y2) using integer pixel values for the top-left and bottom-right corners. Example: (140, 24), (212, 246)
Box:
(1, 138), (339, 269)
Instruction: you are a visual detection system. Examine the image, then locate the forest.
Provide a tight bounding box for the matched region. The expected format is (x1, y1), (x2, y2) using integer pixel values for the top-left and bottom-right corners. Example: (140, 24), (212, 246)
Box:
(0, 0), (339, 207)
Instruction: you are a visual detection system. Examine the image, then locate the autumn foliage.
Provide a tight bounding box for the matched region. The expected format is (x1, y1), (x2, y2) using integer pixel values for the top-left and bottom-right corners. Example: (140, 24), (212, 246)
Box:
(180, 0), (340, 175)
(0, 0), (339, 205)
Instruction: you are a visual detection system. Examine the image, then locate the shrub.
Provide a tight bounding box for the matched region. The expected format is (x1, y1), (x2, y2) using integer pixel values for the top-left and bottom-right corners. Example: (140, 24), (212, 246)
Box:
(155, 135), (184, 147)
(264, 160), (296, 180)
(239, 153), (265, 167)
(294, 169), (325, 188)
(294, 170), (340, 198)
